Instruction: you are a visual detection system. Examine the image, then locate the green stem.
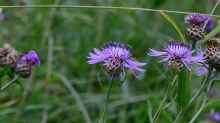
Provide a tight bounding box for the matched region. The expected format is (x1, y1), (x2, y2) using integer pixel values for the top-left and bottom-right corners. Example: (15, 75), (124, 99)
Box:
(0, 5), (219, 18)
(153, 75), (178, 123)
(189, 97), (208, 123)
(99, 76), (114, 123)
(188, 74), (210, 106)
(0, 75), (19, 91)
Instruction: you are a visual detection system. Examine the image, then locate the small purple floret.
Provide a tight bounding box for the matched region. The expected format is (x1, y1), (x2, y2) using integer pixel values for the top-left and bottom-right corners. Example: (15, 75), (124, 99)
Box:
(185, 13), (214, 32)
(19, 50), (40, 67)
(148, 42), (205, 70)
(88, 42), (146, 76)
(210, 112), (220, 122)
(196, 66), (208, 76)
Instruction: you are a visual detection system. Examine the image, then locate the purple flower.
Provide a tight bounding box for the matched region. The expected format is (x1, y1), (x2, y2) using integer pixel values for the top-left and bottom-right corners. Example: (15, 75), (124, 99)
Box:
(210, 112), (220, 122)
(196, 66), (208, 76)
(185, 13), (214, 32)
(148, 42), (205, 70)
(15, 50), (40, 78)
(88, 42), (146, 76)
(18, 50), (40, 67)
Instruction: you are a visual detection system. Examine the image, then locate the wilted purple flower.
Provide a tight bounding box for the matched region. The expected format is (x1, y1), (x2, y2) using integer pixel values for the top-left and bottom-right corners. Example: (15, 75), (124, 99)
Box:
(210, 112), (220, 122)
(18, 50), (40, 67)
(88, 42), (146, 77)
(185, 13), (214, 32)
(148, 42), (205, 70)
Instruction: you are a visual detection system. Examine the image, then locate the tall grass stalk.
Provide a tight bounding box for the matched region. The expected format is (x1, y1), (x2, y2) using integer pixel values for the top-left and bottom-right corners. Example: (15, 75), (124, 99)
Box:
(0, 5), (219, 18)
(153, 74), (178, 122)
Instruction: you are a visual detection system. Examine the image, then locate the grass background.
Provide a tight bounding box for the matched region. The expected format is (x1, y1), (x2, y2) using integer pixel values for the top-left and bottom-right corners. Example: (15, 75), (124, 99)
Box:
(0, 0), (220, 123)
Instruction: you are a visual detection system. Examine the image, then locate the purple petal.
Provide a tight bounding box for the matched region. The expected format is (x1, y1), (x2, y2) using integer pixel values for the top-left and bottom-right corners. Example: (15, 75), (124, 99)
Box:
(148, 49), (167, 57)
(183, 52), (205, 66)
(210, 112), (220, 122)
(192, 53), (206, 63)
(20, 50), (40, 66)
(124, 59), (146, 74)
(88, 48), (105, 64)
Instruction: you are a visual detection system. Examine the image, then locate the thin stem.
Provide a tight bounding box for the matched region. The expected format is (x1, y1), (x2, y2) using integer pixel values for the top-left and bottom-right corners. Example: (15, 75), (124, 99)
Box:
(41, 1), (59, 123)
(202, 0), (220, 32)
(188, 78), (215, 123)
(58, 74), (92, 123)
(189, 74), (210, 105)
(0, 5), (219, 18)
(99, 75), (114, 123)
(153, 75), (178, 123)
(0, 75), (19, 91)
(189, 97), (207, 123)
(147, 100), (154, 123)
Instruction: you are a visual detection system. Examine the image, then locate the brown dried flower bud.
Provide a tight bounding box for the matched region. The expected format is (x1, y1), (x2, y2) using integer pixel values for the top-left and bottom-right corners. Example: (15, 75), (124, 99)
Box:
(0, 43), (18, 67)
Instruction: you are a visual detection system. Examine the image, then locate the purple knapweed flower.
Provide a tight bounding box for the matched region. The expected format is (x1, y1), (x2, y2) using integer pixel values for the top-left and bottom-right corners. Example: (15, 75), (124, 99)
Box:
(88, 42), (146, 77)
(18, 50), (40, 67)
(210, 112), (220, 122)
(15, 50), (40, 77)
(148, 42), (205, 71)
(185, 13), (214, 32)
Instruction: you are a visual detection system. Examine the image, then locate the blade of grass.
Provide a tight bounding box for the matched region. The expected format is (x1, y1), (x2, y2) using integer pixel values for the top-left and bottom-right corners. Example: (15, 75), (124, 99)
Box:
(153, 74), (178, 122)
(147, 100), (153, 123)
(0, 75), (19, 91)
(57, 73), (92, 123)
(189, 97), (207, 123)
(159, 12), (186, 42)
(0, 5), (219, 18)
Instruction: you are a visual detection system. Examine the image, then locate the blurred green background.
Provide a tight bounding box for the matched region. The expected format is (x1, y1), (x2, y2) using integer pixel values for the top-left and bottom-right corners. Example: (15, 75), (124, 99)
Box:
(0, 0), (220, 123)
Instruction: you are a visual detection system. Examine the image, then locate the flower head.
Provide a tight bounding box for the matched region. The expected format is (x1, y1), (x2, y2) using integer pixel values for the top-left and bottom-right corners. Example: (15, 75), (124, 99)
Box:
(148, 42), (205, 70)
(201, 39), (220, 71)
(210, 112), (220, 122)
(185, 13), (214, 32)
(18, 50), (40, 67)
(15, 50), (40, 77)
(88, 42), (146, 77)
(0, 47), (18, 67)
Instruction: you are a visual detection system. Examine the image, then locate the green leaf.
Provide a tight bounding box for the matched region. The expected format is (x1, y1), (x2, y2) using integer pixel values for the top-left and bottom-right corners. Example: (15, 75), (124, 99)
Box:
(160, 12), (186, 42)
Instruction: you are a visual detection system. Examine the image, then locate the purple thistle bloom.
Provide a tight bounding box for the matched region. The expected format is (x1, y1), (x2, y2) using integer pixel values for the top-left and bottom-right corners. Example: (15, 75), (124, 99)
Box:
(88, 42), (146, 76)
(148, 42), (205, 70)
(185, 13), (214, 32)
(15, 50), (40, 78)
(210, 112), (220, 122)
(18, 50), (40, 67)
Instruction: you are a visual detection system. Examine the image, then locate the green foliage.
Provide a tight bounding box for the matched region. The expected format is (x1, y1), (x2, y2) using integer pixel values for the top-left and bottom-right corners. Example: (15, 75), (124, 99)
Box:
(0, 0), (219, 123)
